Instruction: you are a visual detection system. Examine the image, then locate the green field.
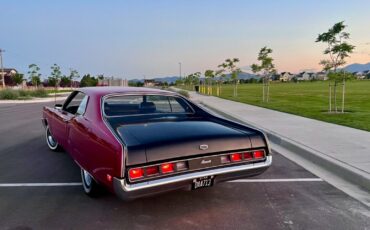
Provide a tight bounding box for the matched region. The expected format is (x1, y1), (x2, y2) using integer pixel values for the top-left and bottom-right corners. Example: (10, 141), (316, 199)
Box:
(193, 81), (370, 131)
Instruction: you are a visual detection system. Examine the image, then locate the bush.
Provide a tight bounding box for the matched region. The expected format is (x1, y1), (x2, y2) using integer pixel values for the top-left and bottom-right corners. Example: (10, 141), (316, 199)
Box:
(18, 89), (29, 97)
(178, 90), (189, 98)
(30, 88), (48, 97)
(0, 89), (19, 99)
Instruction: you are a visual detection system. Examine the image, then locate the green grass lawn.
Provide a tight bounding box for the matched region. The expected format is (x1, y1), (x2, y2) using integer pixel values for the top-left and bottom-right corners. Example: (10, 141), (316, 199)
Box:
(190, 81), (370, 131)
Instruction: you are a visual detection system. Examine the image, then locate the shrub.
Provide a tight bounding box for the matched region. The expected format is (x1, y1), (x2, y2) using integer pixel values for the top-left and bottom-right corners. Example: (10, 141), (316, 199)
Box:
(0, 89), (19, 99)
(18, 89), (29, 97)
(30, 88), (48, 97)
(178, 90), (189, 98)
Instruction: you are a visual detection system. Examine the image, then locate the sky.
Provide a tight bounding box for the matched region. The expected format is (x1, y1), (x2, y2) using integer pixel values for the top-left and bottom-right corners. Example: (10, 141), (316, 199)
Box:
(1, 0), (370, 79)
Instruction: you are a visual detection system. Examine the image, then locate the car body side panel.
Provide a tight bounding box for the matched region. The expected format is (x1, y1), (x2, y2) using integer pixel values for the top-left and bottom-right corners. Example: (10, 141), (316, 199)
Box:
(43, 92), (123, 191)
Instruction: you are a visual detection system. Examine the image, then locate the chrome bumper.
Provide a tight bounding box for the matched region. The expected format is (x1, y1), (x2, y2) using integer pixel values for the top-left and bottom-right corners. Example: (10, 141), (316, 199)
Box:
(113, 155), (272, 200)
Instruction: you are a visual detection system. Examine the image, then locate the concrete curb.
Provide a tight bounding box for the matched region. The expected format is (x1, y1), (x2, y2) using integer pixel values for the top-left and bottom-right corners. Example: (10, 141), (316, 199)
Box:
(0, 96), (67, 104)
(198, 101), (370, 192)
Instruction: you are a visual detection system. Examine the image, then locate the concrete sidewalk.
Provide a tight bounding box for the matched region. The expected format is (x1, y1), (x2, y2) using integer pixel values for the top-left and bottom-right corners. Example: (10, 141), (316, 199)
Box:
(188, 91), (370, 194)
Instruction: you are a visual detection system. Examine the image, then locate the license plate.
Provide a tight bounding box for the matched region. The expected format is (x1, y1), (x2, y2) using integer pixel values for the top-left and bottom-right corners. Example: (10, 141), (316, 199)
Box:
(192, 176), (214, 190)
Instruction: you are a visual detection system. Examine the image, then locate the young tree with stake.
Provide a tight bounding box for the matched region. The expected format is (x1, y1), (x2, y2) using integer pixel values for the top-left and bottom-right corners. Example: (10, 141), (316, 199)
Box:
(68, 68), (80, 88)
(49, 64), (62, 89)
(28, 64), (41, 88)
(219, 58), (241, 97)
(204, 69), (215, 95)
(251, 47), (276, 102)
(316, 21), (355, 113)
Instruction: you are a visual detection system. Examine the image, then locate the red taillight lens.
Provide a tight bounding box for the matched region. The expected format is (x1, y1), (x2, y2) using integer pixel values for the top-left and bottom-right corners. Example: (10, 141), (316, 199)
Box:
(161, 163), (175, 173)
(230, 153), (242, 162)
(244, 152), (253, 160)
(254, 150), (265, 159)
(145, 166), (159, 176)
(129, 168), (144, 180)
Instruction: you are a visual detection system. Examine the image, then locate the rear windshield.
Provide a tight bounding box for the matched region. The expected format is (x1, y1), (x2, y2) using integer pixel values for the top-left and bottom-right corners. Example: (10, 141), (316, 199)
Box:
(103, 95), (194, 116)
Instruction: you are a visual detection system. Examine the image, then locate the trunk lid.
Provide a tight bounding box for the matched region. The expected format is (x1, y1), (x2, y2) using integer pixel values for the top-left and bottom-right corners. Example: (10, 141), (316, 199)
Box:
(117, 120), (254, 164)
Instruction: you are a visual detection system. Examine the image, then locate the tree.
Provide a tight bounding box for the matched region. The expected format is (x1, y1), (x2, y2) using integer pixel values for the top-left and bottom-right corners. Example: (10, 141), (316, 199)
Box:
(49, 64), (62, 89)
(175, 78), (184, 86)
(68, 69), (80, 88)
(60, 76), (72, 87)
(219, 58), (241, 97)
(251, 47), (276, 102)
(28, 64), (41, 88)
(316, 21), (355, 113)
(183, 72), (201, 91)
(47, 76), (58, 87)
(214, 69), (225, 96)
(204, 70), (215, 95)
(80, 74), (98, 87)
(13, 73), (24, 86)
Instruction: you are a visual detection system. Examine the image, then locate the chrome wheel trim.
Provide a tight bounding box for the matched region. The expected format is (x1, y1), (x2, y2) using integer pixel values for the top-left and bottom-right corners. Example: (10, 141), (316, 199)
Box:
(83, 169), (92, 187)
(46, 127), (58, 150)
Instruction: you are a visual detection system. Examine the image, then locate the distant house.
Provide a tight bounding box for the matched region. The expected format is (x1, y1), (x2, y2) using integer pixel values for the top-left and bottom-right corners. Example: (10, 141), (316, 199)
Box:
(297, 72), (316, 81)
(270, 74), (280, 81)
(315, 71), (328, 80)
(144, 79), (158, 87)
(0, 68), (18, 86)
(354, 70), (370, 79)
(0, 68), (17, 76)
(279, 72), (294, 82)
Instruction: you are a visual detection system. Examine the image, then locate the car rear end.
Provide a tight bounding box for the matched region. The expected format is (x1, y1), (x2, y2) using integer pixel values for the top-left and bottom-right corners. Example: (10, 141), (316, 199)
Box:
(113, 147), (271, 200)
(102, 91), (272, 200)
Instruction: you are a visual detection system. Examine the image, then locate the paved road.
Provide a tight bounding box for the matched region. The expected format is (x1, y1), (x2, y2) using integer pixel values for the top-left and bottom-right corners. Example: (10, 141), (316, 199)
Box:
(0, 102), (369, 230)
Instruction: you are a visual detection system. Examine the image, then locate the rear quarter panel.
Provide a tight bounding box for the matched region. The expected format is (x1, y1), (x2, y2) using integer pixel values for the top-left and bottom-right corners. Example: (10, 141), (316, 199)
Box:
(72, 93), (123, 191)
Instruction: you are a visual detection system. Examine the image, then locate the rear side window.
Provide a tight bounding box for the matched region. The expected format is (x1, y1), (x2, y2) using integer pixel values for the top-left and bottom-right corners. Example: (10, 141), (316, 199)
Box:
(104, 95), (193, 116)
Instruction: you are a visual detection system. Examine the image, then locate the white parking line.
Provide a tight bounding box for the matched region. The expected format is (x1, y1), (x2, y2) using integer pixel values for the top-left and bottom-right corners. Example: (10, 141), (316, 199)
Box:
(0, 178), (323, 187)
(0, 183), (82, 187)
(230, 178), (323, 183)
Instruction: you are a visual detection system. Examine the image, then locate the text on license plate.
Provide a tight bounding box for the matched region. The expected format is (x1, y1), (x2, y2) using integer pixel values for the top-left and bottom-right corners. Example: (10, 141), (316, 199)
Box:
(192, 176), (214, 190)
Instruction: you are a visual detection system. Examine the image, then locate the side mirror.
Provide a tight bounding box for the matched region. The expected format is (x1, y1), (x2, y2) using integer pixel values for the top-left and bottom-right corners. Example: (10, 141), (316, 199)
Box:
(55, 104), (62, 110)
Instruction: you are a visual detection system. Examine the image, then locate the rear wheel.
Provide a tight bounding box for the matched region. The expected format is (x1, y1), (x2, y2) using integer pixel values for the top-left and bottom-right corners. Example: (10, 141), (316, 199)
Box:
(81, 168), (101, 197)
(45, 126), (62, 151)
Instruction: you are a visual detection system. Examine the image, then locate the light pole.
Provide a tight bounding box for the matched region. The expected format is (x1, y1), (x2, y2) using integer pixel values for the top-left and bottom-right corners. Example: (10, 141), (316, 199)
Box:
(0, 49), (5, 88)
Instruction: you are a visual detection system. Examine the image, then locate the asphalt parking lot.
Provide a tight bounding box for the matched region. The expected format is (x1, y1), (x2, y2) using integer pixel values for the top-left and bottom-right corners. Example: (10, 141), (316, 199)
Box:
(0, 102), (369, 230)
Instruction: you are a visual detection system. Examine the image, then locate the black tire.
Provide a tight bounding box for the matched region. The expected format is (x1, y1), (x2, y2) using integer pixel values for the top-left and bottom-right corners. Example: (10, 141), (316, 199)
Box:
(81, 168), (101, 197)
(45, 126), (62, 151)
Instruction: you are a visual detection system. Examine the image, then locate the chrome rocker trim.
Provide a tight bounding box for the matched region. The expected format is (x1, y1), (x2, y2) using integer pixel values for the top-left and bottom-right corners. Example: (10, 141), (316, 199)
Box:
(113, 155), (271, 199)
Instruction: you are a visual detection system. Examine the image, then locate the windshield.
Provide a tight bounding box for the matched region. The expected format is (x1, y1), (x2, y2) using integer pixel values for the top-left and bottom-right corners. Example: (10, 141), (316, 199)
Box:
(103, 95), (194, 117)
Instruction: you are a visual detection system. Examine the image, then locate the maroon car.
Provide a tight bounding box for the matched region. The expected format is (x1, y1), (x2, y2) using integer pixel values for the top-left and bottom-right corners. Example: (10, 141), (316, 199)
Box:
(42, 87), (272, 200)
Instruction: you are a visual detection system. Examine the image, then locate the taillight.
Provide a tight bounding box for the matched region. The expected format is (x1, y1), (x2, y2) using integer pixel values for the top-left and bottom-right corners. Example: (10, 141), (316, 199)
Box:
(161, 163), (175, 173)
(221, 155), (230, 164)
(244, 152), (253, 160)
(128, 150), (266, 181)
(145, 166), (159, 176)
(254, 150), (265, 159)
(230, 153), (242, 162)
(129, 168), (144, 180)
(176, 161), (188, 171)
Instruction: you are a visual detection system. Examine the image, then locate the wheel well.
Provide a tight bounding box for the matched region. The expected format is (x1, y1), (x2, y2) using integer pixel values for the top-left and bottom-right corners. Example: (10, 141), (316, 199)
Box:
(42, 118), (48, 127)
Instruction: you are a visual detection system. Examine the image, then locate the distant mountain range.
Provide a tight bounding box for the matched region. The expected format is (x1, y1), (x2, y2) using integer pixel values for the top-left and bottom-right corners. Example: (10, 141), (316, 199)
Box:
(128, 63), (370, 84)
(129, 72), (258, 84)
(344, 62), (370, 72)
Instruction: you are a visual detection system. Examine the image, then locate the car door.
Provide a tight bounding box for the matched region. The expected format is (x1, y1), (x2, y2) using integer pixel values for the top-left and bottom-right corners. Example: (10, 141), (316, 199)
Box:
(52, 91), (85, 149)
(66, 95), (92, 167)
